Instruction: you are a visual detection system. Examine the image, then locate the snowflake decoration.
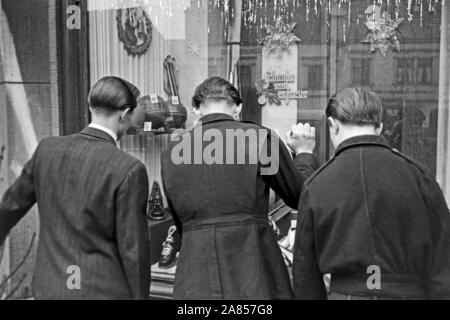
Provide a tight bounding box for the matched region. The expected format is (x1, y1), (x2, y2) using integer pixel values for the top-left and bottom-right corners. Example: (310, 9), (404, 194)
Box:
(187, 42), (201, 56)
(362, 6), (403, 56)
(262, 17), (301, 59)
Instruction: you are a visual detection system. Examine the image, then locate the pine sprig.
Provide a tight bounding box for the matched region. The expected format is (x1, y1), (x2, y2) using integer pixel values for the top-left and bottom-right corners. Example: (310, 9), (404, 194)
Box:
(0, 233), (36, 300)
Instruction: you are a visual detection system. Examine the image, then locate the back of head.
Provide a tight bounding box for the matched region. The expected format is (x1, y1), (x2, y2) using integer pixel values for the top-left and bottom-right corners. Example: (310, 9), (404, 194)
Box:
(88, 76), (140, 115)
(326, 87), (383, 129)
(192, 76), (243, 109)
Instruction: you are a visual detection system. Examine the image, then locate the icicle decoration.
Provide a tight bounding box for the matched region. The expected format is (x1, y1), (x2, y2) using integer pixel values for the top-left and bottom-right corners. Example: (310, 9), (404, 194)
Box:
(108, 0), (444, 48)
(407, 0), (414, 21)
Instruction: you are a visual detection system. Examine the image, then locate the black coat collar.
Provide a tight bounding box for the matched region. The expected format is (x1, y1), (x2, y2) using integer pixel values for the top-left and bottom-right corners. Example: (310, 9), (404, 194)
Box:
(335, 135), (391, 157)
(80, 127), (116, 145)
(199, 113), (235, 125)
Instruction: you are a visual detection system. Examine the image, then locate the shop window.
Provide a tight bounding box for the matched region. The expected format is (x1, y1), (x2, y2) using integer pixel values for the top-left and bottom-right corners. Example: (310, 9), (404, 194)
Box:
(86, 0), (447, 199)
(397, 58), (415, 85)
(417, 58), (433, 85)
(84, 0), (450, 298)
(396, 57), (434, 86)
(307, 65), (323, 90)
(351, 58), (371, 86)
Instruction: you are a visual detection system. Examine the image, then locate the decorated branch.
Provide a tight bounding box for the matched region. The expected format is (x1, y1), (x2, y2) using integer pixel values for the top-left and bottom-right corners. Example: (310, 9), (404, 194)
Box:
(0, 233), (36, 300)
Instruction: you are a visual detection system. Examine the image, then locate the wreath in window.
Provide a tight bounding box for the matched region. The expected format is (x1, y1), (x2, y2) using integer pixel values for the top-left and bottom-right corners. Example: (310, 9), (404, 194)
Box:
(117, 7), (153, 57)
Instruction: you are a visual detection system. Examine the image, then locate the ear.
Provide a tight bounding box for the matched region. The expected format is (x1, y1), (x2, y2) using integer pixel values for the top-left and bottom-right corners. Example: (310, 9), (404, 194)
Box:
(192, 107), (202, 117)
(235, 104), (243, 118)
(327, 117), (339, 135)
(120, 108), (132, 122)
(375, 123), (384, 135)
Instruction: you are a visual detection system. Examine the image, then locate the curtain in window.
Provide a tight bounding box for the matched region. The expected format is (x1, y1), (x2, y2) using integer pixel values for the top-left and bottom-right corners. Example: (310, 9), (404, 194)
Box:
(88, 0), (173, 196)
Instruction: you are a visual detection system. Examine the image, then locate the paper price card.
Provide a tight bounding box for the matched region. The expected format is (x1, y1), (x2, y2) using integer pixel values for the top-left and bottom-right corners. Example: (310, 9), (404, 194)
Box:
(150, 94), (158, 104)
(144, 122), (152, 132)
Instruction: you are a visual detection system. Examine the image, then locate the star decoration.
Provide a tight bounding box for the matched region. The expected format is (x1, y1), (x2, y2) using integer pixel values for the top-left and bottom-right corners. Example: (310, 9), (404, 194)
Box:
(262, 17), (301, 59)
(187, 42), (201, 56)
(362, 9), (403, 56)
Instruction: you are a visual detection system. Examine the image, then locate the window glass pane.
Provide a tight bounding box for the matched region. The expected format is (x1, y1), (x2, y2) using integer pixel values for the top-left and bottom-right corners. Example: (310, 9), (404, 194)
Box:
(239, 1), (329, 164)
(87, 0), (448, 188)
(334, 1), (442, 176)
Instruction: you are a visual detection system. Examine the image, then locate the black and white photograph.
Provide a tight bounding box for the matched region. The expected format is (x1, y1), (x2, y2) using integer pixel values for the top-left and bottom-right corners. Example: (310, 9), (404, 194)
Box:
(0, 0), (450, 306)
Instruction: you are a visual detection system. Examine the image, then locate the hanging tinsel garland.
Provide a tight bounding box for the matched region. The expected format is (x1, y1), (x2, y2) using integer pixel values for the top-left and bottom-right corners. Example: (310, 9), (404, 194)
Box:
(240, 0), (441, 30)
(103, 0), (442, 55)
(106, 0), (441, 26)
(248, 0), (441, 56)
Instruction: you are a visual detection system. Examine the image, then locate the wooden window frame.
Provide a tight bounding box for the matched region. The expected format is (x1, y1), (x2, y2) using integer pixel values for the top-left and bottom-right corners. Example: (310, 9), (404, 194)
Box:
(56, 0), (90, 136)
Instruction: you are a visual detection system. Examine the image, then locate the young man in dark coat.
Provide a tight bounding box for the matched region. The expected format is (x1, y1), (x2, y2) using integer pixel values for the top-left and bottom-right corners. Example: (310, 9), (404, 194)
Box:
(293, 87), (450, 300)
(0, 77), (150, 299)
(161, 77), (317, 300)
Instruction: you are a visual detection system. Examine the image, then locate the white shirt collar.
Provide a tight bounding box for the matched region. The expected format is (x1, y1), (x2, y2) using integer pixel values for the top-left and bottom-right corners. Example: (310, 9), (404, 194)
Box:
(88, 123), (118, 142)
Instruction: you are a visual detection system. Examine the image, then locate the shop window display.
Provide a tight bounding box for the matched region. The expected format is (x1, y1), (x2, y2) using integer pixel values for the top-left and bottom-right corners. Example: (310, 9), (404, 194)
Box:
(87, 0), (448, 299)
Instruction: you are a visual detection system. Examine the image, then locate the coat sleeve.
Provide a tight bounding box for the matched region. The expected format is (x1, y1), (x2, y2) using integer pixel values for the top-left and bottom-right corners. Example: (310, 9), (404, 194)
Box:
(421, 174), (450, 299)
(294, 153), (318, 181)
(293, 188), (327, 300)
(115, 161), (151, 300)
(261, 131), (318, 209)
(0, 145), (39, 246)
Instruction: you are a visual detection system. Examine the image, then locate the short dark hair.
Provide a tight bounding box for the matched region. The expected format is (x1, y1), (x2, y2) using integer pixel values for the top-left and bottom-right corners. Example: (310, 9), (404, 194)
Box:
(326, 87), (384, 128)
(88, 76), (140, 113)
(192, 77), (243, 109)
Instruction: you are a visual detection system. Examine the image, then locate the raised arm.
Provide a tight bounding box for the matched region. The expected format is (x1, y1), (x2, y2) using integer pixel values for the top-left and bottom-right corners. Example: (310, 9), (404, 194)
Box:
(261, 124), (317, 209)
(294, 153), (318, 181)
(0, 145), (39, 246)
(288, 123), (318, 181)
